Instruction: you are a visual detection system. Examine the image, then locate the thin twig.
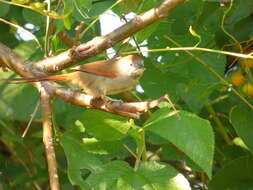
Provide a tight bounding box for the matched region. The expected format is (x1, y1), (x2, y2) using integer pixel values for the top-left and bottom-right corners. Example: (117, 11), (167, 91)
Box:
(123, 144), (137, 159)
(45, 0), (52, 56)
(30, 0), (186, 73)
(22, 99), (41, 138)
(75, 21), (85, 45)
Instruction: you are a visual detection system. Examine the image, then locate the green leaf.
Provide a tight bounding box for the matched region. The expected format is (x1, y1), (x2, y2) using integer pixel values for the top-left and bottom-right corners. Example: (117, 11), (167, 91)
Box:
(145, 108), (214, 178)
(63, 15), (73, 30)
(79, 110), (131, 141)
(63, 0), (74, 15)
(0, 3), (10, 16)
(0, 78), (40, 121)
(196, 1), (222, 33)
(113, 0), (142, 15)
(136, 0), (162, 14)
(75, 0), (92, 10)
(177, 81), (219, 113)
(135, 161), (190, 190)
(160, 144), (202, 172)
(225, 0), (253, 25)
(54, 99), (86, 128)
(233, 15), (253, 40)
(209, 156), (253, 190)
(141, 61), (187, 99)
(88, 0), (115, 16)
(86, 161), (191, 190)
(86, 160), (133, 189)
(82, 137), (123, 155)
(14, 41), (38, 59)
(135, 21), (161, 43)
(22, 9), (45, 27)
(60, 131), (103, 190)
(169, 0), (204, 35)
(230, 106), (253, 153)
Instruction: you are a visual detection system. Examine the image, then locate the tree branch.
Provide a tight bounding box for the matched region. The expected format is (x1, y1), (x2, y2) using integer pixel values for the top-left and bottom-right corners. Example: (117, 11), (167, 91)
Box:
(44, 83), (169, 119)
(28, 0), (186, 74)
(41, 88), (60, 190)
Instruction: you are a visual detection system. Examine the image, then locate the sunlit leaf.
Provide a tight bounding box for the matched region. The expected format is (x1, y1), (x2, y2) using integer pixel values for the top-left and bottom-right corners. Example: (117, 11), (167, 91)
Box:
(145, 108), (214, 178)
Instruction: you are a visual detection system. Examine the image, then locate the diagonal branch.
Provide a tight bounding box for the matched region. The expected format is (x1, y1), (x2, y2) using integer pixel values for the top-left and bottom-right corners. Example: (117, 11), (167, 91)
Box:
(44, 83), (170, 119)
(28, 0), (186, 74)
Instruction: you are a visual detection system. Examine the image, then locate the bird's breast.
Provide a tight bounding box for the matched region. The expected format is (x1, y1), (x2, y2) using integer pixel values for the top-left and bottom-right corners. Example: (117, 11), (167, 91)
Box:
(102, 76), (139, 95)
(67, 72), (139, 96)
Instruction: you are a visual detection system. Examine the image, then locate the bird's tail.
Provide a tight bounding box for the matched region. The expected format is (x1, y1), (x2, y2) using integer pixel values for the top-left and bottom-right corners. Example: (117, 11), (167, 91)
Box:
(0, 74), (69, 83)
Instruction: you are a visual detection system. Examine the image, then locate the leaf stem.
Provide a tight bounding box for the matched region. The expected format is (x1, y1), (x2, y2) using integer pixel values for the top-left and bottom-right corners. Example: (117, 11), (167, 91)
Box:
(209, 95), (229, 105)
(124, 46), (253, 59)
(134, 129), (147, 171)
(205, 103), (232, 145)
(221, 0), (243, 53)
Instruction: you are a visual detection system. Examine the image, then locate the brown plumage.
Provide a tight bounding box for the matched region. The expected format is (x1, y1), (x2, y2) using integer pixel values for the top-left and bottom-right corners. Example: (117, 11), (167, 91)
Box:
(2, 55), (145, 97)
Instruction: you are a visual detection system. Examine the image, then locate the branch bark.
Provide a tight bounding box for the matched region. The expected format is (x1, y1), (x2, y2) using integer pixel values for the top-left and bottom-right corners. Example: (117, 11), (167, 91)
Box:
(41, 88), (60, 190)
(45, 83), (170, 119)
(27, 0), (186, 74)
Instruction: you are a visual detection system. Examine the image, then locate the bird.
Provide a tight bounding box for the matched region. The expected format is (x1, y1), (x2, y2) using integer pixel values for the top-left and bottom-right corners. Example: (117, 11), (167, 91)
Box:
(2, 55), (145, 99)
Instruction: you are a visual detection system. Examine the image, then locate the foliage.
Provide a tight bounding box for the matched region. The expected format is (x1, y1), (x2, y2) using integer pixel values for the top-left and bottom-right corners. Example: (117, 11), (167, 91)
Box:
(0, 0), (253, 189)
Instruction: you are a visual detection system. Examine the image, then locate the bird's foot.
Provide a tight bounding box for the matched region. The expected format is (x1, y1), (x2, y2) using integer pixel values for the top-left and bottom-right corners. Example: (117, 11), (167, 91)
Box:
(91, 95), (123, 108)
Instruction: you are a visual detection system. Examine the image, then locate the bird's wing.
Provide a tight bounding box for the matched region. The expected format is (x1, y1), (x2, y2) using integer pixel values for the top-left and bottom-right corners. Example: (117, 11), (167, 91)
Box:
(72, 59), (118, 78)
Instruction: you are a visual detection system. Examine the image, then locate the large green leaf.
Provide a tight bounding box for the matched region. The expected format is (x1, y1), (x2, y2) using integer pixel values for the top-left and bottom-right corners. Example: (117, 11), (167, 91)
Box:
(0, 3), (10, 17)
(141, 61), (188, 99)
(233, 15), (253, 41)
(225, 0), (253, 25)
(79, 110), (131, 141)
(88, 0), (115, 16)
(144, 108), (214, 178)
(230, 106), (253, 153)
(135, 21), (161, 43)
(14, 41), (39, 59)
(0, 77), (40, 121)
(22, 9), (45, 27)
(177, 81), (219, 113)
(82, 137), (123, 155)
(86, 160), (191, 190)
(75, 0), (92, 10)
(60, 131), (103, 190)
(209, 156), (253, 190)
(168, 0), (203, 35)
(196, 1), (222, 33)
(113, 0), (142, 15)
(54, 98), (86, 128)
